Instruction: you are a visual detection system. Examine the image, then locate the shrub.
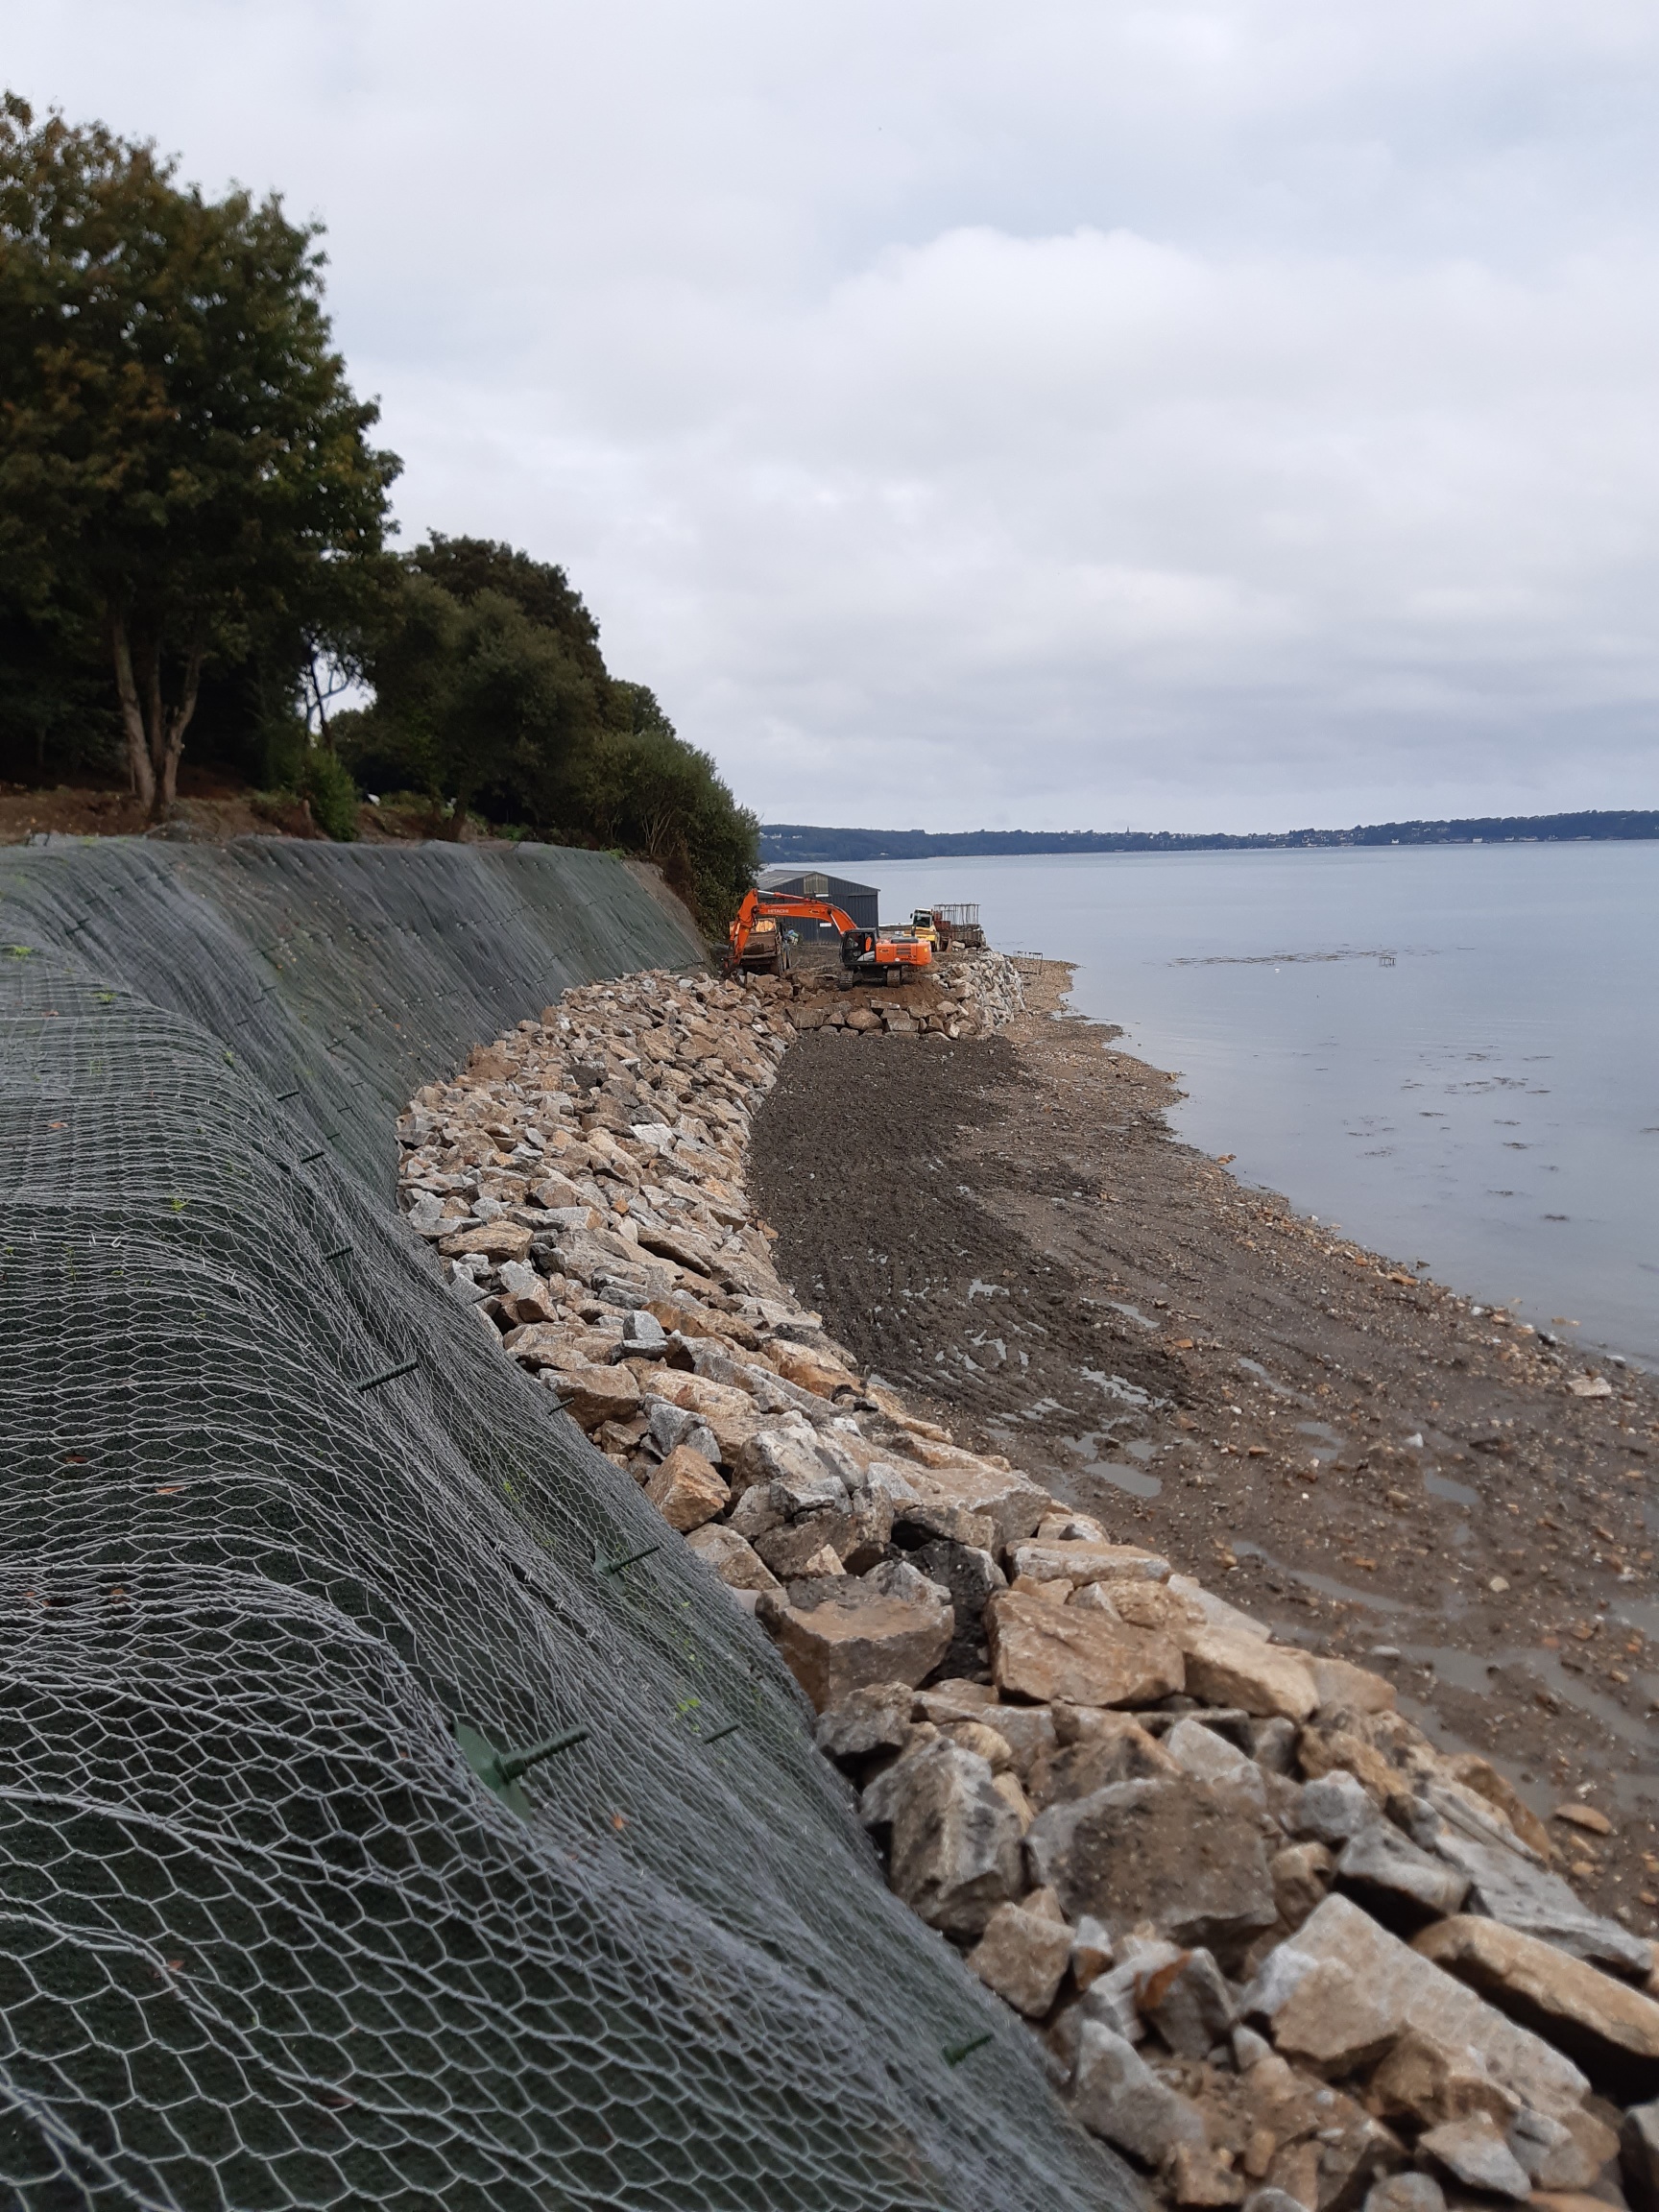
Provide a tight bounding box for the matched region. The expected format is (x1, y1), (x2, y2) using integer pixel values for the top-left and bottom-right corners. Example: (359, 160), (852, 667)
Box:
(297, 746), (359, 841)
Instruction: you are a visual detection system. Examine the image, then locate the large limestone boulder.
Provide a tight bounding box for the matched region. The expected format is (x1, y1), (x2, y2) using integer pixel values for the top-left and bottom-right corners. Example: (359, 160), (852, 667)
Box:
(887, 1442), (1050, 1550)
(684, 1523), (780, 1593)
(1367, 2025), (1522, 2130)
(642, 1372), (763, 1462)
(814, 1681), (915, 1765)
(1007, 1540), (1171, 1587)
(859, 1739), (1023, 1938)
(967, 1896), (1073, 2017)
(1024, 1777), (1278, 1968)
(1623, 2101), (1659, 2212)
(542, 1363), (642, 1431)
(1334, 1824), (1471, 1929)
(757, 1563), (952, 1711)
(1309, 1654), (1398, 1716)
(644, 1445), (729, 1531)
(985, 1589), (1184, 1709)
(1178, 1622), (1318, 1721)
(767, 1338), (861, 1399)
(1415, 1916), (1659, 2103)
(1418, 2114), (1531, 2200)
(1070, 2021), (1207, 2161)
(439, 1219), (534, 1262)
(1026, 1714), (1179, 1810)
(1417, 1827), (1653, 1983)
(1248, 1895), (1591, 2121)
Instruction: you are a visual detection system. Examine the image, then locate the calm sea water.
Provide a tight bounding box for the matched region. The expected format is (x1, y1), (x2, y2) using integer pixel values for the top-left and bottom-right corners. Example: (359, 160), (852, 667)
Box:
(842, 846), (1659, 1367)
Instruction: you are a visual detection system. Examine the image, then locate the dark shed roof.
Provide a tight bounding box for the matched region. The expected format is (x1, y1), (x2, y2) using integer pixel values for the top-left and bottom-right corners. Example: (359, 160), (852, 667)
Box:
(758, 869), (879, 931)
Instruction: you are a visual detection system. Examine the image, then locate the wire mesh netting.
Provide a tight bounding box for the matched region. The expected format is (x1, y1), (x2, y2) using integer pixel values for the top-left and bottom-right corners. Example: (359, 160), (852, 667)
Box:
(0, 838), (1128, 2211)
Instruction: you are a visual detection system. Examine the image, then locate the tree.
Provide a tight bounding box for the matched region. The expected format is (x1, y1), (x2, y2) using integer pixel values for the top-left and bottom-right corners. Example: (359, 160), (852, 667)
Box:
(343, 570), (609, 834)
(575, 684), (758, 925)
(0, 93), (398, 814)
(340, 541), (758, 924)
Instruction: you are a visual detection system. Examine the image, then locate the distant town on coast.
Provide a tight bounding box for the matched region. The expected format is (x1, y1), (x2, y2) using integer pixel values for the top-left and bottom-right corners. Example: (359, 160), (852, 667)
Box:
(759, 805), (1659, 865)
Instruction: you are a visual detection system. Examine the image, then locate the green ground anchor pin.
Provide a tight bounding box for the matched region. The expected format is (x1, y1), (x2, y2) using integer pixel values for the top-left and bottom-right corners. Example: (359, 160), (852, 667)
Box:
(298, 1147), (325, 1165)
(353, 1357), (419, 1393)
(943, 2032), (994, 2067)
(275, 1087), (301, 1101)
(701, 1719), (740, 1744)
(322, 1244), (353, 1262)
(454, 1720), (589, 1817)
(593, 1537), (662, 1576)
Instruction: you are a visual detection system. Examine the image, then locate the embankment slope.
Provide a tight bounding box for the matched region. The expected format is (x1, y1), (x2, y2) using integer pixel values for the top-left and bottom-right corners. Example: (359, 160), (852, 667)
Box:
(0, 841), (1122, 2212)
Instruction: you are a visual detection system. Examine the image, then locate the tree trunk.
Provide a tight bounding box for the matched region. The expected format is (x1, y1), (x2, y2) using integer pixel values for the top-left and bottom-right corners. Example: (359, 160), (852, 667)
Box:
(154, 640), (204, 814)
(108, 613), (156, 814)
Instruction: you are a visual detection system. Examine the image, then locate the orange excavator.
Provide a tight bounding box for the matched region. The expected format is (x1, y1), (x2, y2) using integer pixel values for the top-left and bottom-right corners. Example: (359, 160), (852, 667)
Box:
(725, 890), (933, 983)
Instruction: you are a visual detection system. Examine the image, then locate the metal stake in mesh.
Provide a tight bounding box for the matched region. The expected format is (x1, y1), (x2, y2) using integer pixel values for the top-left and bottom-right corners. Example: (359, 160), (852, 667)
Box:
(454, 1720), (588, 1817)
(353, 1357), (419, 1393)
(593, 1538), (661, 1575)
(944, 2032), (994, 2067)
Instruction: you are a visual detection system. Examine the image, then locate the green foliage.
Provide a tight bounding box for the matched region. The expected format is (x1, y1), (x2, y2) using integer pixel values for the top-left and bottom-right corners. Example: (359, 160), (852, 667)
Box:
(0, 91), (398, 814)
(341, 541), (757, 926)
(339, 572), (606, 834)
(297, 745), (360, 841)
(0, 603), (117, 777)
(573, 685), (757, 926)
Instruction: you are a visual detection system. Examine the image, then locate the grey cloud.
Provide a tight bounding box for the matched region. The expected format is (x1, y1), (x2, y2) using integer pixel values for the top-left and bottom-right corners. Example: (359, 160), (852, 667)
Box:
(12, 0), (1659, 829)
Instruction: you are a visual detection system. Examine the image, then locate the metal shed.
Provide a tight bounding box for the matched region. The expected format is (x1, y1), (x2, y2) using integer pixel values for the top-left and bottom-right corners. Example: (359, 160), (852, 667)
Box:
(757, 868), (880, 937)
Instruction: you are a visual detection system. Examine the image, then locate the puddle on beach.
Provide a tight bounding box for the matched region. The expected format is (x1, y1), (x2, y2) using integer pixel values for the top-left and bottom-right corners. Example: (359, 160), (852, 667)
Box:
(1423, 1469), (1480, 1507)
(1238, 1356), (1310, 1403)
(1613, 1592), (1659, 1640)
(1231, 1539), (1412, 1613)
(1061, 1431), (1164, 1497)
(1399, 1644), (1659, 1811)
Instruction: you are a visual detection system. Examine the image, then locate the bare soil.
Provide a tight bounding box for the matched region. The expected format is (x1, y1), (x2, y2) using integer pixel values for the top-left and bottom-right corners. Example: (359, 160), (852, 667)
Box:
(750, 966), (1659, 1930)
(3, 773), (523, 848)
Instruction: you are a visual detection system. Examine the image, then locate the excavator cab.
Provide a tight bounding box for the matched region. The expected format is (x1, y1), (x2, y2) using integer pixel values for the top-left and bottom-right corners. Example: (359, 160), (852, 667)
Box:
(839, 928), (931, 984)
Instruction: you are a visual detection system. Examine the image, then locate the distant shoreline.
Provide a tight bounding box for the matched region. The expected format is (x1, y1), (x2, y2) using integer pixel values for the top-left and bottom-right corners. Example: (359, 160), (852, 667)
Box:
(759, 805), (1659, 865)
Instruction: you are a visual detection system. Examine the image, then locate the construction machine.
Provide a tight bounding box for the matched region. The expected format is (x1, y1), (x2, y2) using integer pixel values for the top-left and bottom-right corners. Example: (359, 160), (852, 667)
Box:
(725, 890), (933, 982)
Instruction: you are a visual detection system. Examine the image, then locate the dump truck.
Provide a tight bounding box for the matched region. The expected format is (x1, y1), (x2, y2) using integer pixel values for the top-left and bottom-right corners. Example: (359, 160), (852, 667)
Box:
(725, 891), (932, 983)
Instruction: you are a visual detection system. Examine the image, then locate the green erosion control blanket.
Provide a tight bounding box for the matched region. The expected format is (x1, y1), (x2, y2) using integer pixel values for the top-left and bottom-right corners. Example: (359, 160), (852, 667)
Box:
(0, 841), (1125, 2212)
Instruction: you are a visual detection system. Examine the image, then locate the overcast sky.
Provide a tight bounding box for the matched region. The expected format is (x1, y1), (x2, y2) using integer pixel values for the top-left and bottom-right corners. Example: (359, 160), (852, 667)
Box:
(15, 3), (1659, 830)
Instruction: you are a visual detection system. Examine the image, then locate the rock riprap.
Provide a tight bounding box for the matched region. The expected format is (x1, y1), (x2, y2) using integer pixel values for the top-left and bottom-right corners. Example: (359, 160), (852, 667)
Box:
(398, 947), (1656, 2212)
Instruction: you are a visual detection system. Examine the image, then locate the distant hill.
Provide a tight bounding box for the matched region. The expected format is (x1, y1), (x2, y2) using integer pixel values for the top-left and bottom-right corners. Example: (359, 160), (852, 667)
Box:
(758, 809), (1659, 864)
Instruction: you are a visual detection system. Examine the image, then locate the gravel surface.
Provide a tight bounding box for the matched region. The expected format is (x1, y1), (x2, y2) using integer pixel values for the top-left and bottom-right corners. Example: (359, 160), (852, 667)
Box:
(751, 971), (1659, 1928)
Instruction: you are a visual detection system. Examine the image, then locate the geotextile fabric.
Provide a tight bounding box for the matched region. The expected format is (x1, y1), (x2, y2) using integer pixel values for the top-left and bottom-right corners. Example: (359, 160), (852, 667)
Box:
(0, 838), (1125, 2211)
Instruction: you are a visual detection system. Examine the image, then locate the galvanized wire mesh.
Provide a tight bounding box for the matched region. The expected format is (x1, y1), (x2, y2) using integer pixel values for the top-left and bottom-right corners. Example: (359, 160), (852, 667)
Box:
(0, 838), (1125, 2212)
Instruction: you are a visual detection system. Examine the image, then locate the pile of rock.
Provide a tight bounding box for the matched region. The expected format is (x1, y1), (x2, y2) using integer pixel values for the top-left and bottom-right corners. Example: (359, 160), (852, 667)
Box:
(396, 953), (1659, 2212)
(822, 1574), (1659, 2212)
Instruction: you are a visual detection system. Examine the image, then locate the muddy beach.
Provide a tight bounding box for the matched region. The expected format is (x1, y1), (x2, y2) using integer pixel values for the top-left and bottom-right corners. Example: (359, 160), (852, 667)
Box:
(750, 964), (1659, 1925)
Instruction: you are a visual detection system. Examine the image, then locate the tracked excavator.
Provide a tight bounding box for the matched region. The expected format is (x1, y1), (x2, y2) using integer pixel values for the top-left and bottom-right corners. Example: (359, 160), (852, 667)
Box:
(725, 890), (933, 983)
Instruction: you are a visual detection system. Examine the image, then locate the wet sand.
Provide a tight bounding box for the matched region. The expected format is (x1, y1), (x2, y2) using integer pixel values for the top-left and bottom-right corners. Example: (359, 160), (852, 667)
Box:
(750, 963), (1659, 1926)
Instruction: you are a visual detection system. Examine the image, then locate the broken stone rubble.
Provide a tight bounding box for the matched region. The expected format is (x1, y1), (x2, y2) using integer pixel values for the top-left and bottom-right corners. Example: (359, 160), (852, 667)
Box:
(397, 947), (1656, 2212)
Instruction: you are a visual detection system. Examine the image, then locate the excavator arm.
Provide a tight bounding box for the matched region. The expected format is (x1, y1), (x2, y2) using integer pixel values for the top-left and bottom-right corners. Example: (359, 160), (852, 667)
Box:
(726, 891), (857, 971)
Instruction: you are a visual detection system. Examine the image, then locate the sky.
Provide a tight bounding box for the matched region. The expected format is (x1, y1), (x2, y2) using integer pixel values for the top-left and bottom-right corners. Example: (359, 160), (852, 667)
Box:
(13, 1), (1659, 831)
